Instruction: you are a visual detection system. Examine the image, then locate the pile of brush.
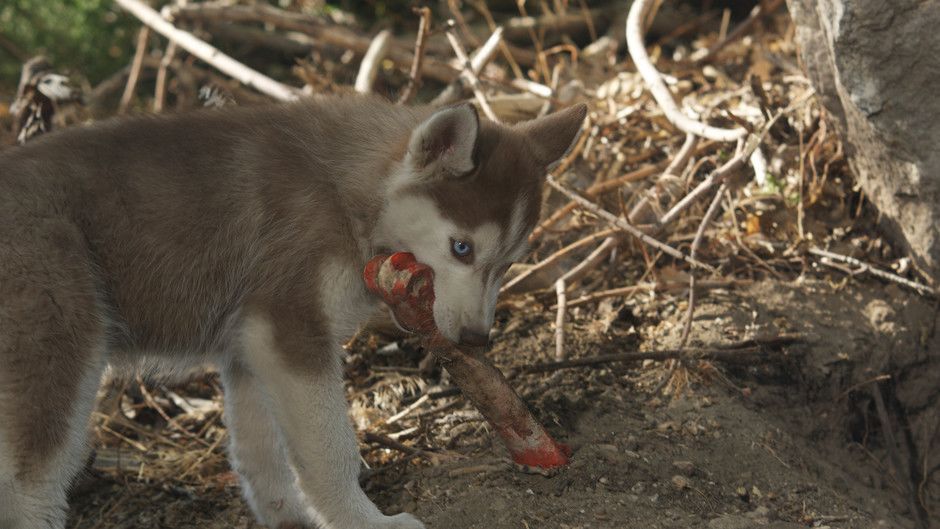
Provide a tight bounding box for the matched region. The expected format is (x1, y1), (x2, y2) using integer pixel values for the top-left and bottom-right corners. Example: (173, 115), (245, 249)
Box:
(5, 1), (935, 524)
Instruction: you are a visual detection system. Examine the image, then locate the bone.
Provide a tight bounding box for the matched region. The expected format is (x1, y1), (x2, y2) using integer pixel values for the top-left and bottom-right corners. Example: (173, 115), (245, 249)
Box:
(363, 252), (571, 469)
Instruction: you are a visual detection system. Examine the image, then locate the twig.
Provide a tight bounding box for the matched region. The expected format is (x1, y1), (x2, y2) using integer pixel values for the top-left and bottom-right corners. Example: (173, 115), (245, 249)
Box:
(558, 236), (619, 286)
(532, 140), (720, 243)
(678, 183), (728, 350)
(362, 432), (449, 462)
(398, 7), (432, 104)
(625, 0), (746, 142)
(871, 382), (931, 529)
(554, 279), (567, 361)
(546, 175), (717, 273)
(656, 92), (808, 228)
(531, 164), (659, 242)
(153, 40), (178, 112)
(557, 278), (746, 310)
(553, 236), (618, 360)
(519, 337), (803, 374)
(169, 2), (462, 84)
(116, 0), (300, 101)
(628, 133), (699, 224)
(386, 394), (430, 425)
(354, 30), (392, 94)
(119, 27), (151, 114)
(435, 25), (504, 108)
(443, 27), (499, 122)
(810, 247), (937, 297)
(695, 0), (786, 64)
(469, 0), (525, 79)
(502, 228), (618, 295)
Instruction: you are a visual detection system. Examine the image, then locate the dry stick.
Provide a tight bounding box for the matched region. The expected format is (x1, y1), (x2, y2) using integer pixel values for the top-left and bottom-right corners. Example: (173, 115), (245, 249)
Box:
(553, 236), (618, 360)
(447, 0), (480, 47)
(119, 26), (151, 114)
(628, 133), (698, 223)
(520, 339), (803, 374)
(871, 383), (931, 529)
(554, 280), (567, 361)
(385, 393), (430, 426)
(470, 0), (525, 80)
(435, 25), (504, 107)
(398, 7), (431, 105)
(532, 164), (660, 242)
(501, 227), (618, 295)
(656, 88), (816, 229)
(547, 175), (717, 273)
(153, 40), (178, 112)
(444, 28), (500, 122)
(531, 140), (720, 243)
(169, 2), (461, 85)
(154, 0), (188, 113)
(678, 183), (728, 350)
(809, 247), (936, 297)
(362, 431), (448, 462)
(625, 0), (746, 142)
(514, 1), (551, 82)
(116, 0), (299, 101)
(354, 30), (392, 94)
(557, 279), (746, 310)
(694, 0), (786, 65)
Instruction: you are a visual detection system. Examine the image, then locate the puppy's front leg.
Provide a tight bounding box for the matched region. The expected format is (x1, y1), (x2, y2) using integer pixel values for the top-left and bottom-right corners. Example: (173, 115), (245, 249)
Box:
(241, 314), (424, 529)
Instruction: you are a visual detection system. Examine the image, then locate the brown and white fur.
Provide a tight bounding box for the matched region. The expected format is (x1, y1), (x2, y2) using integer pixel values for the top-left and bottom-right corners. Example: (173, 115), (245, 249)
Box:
(0, 95), (586, 529)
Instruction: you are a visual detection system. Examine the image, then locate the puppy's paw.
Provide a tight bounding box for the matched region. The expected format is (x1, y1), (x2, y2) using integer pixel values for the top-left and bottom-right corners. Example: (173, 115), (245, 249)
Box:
(381, 512), (426, 529)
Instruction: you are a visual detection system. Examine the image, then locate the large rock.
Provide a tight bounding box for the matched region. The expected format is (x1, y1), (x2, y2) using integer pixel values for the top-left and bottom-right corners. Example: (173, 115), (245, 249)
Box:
(787, 0), (940, 281)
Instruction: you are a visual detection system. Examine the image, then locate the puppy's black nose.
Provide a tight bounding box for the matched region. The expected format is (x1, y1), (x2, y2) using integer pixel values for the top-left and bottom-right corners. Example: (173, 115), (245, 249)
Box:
(458, 328), (490, 348)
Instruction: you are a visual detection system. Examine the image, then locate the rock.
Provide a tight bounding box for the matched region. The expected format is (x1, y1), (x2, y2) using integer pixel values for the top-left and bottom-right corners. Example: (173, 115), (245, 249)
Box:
(672, 460), (695, 476)
(787, 0), (940, 280)
(671, 475), (690, 490)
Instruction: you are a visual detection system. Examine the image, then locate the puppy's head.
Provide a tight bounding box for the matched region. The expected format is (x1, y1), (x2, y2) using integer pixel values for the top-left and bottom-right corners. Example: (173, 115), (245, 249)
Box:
(375, 103), (587, 345)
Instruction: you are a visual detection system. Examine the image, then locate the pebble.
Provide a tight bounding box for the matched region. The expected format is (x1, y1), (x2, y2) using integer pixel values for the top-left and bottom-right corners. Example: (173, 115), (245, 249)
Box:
(672, 460), (695, 476)
(671, 475), (690, 490)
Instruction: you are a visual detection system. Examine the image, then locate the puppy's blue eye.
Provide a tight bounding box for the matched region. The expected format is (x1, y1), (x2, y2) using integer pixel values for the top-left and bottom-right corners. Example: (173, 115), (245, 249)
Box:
(451, 240), (473, 258)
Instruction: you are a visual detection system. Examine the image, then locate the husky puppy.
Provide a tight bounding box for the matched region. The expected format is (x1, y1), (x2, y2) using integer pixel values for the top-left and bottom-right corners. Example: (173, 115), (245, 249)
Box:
(0, 95), (586, 529)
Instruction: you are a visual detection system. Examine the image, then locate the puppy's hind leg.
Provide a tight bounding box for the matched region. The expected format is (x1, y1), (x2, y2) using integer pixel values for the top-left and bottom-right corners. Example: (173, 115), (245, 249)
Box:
(0, 220), (107, 529)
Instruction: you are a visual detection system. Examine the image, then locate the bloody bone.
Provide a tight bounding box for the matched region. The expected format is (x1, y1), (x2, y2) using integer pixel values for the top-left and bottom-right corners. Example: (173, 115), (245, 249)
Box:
(363, 252), (571, 469)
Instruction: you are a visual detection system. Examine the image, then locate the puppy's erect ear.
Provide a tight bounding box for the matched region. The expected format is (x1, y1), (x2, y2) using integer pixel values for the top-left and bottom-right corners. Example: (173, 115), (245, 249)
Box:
(407, 103), (480, 179)
(516, 103), (588, 171)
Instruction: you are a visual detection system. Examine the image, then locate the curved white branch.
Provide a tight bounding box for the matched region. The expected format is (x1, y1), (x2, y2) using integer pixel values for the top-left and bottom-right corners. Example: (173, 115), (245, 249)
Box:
(625, 0), (745, 142)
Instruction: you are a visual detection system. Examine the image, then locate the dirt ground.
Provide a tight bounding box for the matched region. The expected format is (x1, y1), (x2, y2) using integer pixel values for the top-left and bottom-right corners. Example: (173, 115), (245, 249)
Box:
(66, 277), (939, 529)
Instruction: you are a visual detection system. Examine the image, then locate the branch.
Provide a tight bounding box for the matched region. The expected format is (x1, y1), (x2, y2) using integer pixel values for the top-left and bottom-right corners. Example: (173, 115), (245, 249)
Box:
(443, 28), (500, 122)
(809, 247), (937, 297)
(501, 228), (618, 295)
(625, 0), (746, 142)
(116, 0), (301, 101)
(678, 183), (728, 350)
(398, 7), (432, 105)
(168, 2), (462, 85)
(546, 175), (718, 273)
(354, 30), (392, 94)
(553, 236), (618, 360)
(119, 27), (151, 114)
(519, 335), (804, 374)
(434, 26), (505, 108)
